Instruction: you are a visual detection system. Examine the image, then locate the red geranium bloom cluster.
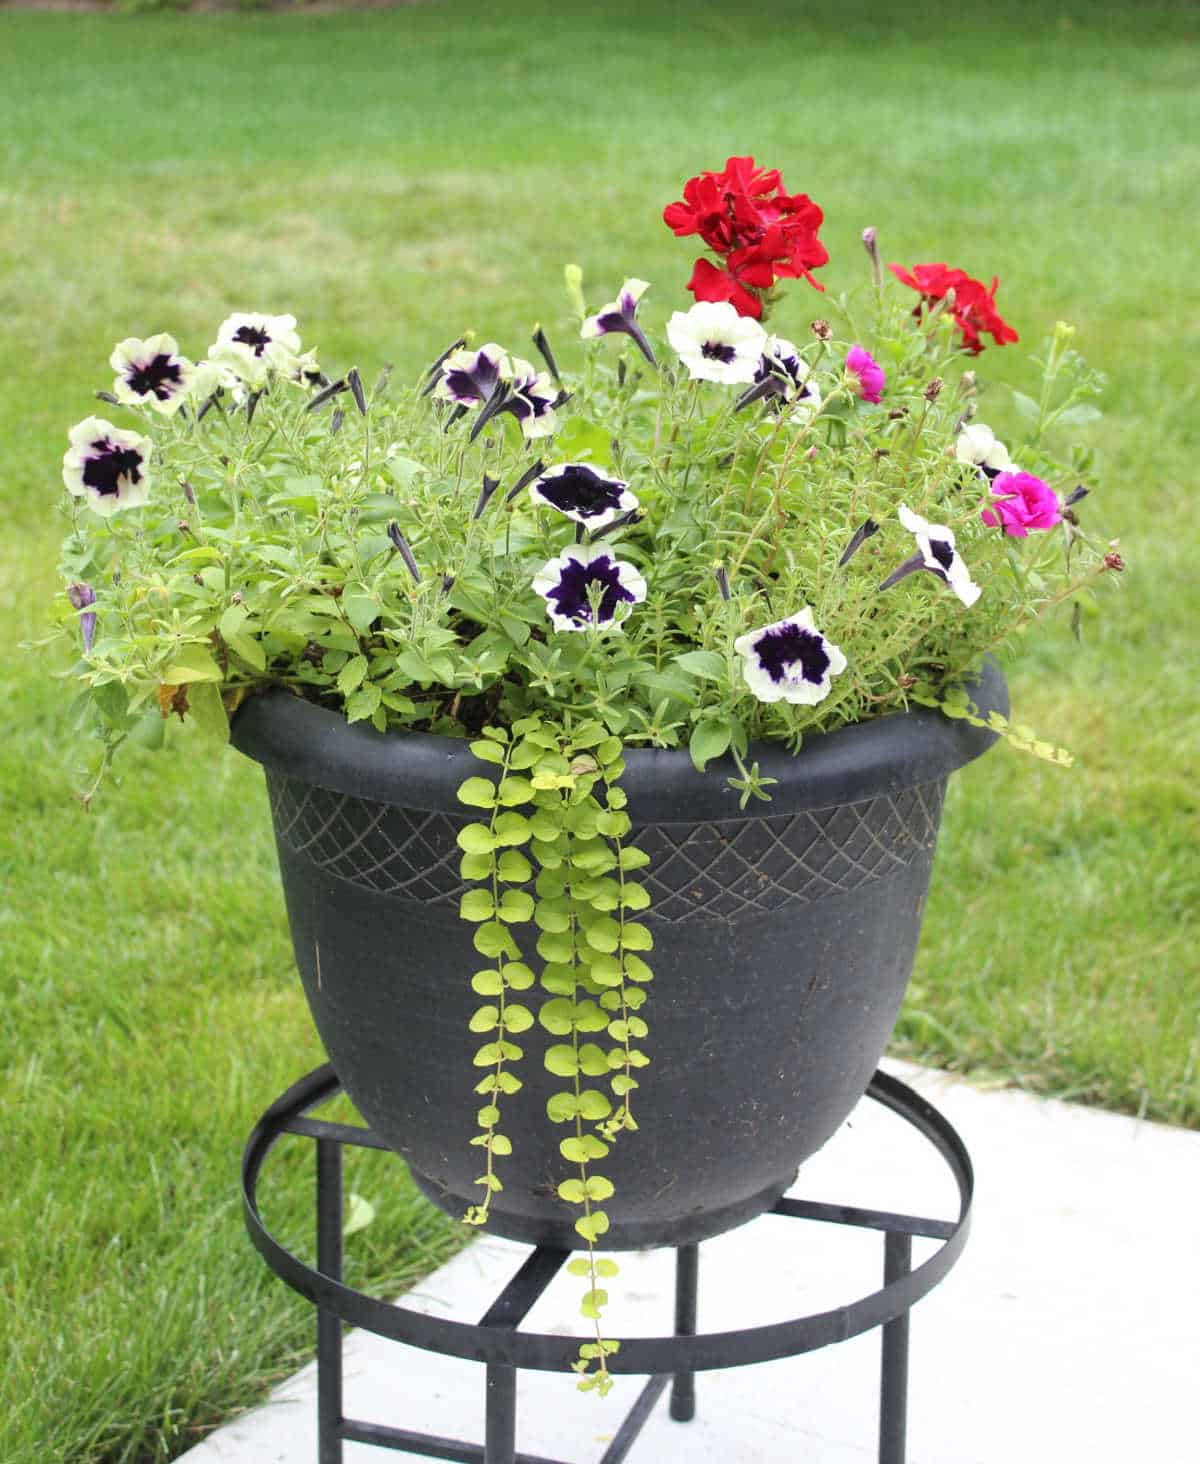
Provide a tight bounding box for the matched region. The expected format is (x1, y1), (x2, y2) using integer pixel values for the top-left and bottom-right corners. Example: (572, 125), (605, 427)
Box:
(888, 262), (1019, 355)
(663, 156), (829, 319)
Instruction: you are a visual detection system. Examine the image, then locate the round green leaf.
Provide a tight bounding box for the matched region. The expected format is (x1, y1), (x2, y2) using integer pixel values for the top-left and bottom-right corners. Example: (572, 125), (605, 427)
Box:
(457, 777), (497, 809)
(457, 824), (497, 855)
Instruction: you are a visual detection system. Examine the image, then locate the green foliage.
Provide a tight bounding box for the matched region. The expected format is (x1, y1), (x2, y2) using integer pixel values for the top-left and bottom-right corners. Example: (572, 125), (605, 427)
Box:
(457, 716), (650, 1391)
(52, 254), (1116, 793)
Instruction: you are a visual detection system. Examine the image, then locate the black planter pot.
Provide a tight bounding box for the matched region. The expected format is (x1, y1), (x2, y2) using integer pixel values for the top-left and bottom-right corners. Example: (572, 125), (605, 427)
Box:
(232, 661), (1005, 1251)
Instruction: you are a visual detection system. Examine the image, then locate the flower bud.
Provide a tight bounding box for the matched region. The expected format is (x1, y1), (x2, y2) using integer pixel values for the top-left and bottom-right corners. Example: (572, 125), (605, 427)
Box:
(924, 378), (944, 402)
(959, 371), (977, 396)
(1103, 552), (1125, 572)
(811, 319), (832, 341)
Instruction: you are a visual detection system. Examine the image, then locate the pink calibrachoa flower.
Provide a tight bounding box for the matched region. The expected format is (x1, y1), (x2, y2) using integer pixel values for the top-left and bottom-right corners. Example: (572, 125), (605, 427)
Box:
(846, 344), (885, 404)
(982, 471), (1063, 537)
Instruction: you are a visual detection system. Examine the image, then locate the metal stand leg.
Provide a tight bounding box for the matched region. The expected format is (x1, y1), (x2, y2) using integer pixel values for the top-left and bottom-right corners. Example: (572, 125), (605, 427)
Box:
(485, 1364), (517, 1464)
(316, 1137), (344, 1464)
(878, 1231), (913, 1464)
(669, 1242), (699, 1422)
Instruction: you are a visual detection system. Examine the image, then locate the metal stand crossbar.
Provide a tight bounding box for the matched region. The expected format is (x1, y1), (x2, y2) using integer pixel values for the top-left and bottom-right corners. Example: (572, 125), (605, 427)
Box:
(242, 1065), (973, 1464)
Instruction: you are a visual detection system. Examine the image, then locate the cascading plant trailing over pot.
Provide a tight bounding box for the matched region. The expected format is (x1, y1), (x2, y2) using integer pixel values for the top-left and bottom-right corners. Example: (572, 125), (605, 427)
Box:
(50, 156), (1122, 1393)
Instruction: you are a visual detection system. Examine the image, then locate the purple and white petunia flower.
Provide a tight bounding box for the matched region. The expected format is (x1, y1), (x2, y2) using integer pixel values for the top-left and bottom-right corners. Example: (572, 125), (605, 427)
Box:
(62, 417), (153, 517)
(209, 313), (302, 386)
(666, 301), (767, 385)
(434, 343), (509, 408)
(109, 334), (194, 415)
(531, 543), (647, 633)
(581, 278), (657, 366)
(284, 348), (325, 391)
(736, 334), (820, 414)
(734, 608), (847, 706)
(885, 504), (982, 607)
(504, 357), (559, 439)
(955, 422), (1013, 480)
(528, 463), (638, 529)
(188, 358), (241, 406)
(67, 581), (97, 654)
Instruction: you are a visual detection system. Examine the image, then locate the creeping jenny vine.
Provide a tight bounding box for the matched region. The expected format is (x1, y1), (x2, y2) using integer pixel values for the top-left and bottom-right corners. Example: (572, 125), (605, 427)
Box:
(456, 716), (652, 1393)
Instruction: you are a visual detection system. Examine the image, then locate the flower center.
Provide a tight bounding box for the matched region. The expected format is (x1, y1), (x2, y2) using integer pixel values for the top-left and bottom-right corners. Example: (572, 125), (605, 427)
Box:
(754, 623), (830, 686)
(928, 538), (955, 574)
(233, 325), (272, 357)
(82, 439), (143, 498)
(701, 341), (737, 364)
(443, 356), (502, 405)
(125, 353), (182, 401)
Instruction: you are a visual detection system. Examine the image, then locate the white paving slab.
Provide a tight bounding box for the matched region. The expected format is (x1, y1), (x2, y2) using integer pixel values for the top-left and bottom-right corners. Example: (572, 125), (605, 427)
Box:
(179, 1062), (1200, 1464)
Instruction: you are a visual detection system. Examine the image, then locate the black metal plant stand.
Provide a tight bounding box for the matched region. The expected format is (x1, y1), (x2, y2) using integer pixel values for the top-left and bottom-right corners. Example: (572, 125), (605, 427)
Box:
(242, 1065), (973, 1464)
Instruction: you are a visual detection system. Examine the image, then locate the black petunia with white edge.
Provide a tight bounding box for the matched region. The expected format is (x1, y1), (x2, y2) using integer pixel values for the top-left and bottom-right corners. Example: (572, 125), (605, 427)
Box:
(532, 543), (647, 633)
(528, 463), (638, 529)
(110, 334), (194, 415)
(734, 607), (847, 705)
(62, 417), (153, 518)
(209, 313), (302, 387)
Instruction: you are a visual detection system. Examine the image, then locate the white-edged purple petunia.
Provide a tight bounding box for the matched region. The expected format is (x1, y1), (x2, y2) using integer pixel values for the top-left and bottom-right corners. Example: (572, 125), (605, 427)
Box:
(666, 301), (767, 385)
(109, 334), (194, 415)
(955, 422), (1013, 480)
(736, 334), (820, 414)
(62, 417), (153, 517)
(886, 504), (982, 607)
(434, 343), (509, 408)
(581, 278), (657, 366)
(209, 312), (302, 386)
(528, 463), (638, 529)
(505, 356), (559, 439)
(734, 608), (847, 706)
(532, 543), (647, 633)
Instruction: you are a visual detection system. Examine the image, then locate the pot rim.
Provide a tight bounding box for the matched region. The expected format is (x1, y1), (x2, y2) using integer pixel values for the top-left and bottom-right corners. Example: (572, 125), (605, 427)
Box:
(230, 657), (1007, 820)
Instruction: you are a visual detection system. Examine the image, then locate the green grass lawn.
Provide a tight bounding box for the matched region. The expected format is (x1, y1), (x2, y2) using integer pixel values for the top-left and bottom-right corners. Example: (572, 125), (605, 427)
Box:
(1, 2), (1197, 1459)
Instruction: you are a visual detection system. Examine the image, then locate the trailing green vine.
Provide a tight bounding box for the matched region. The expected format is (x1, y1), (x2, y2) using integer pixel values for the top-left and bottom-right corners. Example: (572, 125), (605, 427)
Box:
(457, 714), (653, 1393)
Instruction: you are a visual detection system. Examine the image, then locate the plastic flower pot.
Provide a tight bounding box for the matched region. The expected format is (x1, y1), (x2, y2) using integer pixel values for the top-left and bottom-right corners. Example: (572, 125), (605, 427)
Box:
(231, 659), (1005, 1251)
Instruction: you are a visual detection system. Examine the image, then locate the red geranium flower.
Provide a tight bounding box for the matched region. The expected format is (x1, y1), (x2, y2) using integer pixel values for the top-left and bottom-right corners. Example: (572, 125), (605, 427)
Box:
(665, 156), (829, 318)
(888, 260), (1019, 354)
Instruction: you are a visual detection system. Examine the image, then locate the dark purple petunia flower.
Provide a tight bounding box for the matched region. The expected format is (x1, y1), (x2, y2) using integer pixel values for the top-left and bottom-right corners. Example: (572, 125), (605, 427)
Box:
(62, 417), (153, 518)
(528, 463), (638, 529)
(734, 608), (847, 705)
(110, 334), (194, 416)
(434, 343), (507, 408)
(531, 544), (647, 632)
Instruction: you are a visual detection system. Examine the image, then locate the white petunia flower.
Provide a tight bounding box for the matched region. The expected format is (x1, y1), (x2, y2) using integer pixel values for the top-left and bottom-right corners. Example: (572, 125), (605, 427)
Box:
(734, 607), (847, 706)
(209, 312), (302, 386)
(531, 543), (647, 633)
(62, 417), (153, 517)
(433, 343), (509, 408)
(109, 334), (194, 415)
(666, 301), (767, 385)
(955, 422), (1013, 479)
(893, 504), (982, 607)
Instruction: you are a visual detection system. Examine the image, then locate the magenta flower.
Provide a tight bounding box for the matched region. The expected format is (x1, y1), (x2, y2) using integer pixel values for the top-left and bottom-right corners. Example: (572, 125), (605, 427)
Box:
(981, 471), (1063, 537)
(846, 345), (885, 404)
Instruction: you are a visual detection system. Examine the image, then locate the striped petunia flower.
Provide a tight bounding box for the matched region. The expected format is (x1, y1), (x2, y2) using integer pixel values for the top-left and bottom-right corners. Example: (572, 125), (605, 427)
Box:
(528, 463), (638, 529)
(955, 422), (1013, 480)
(734, 608), (847, 706)
(109, 334), (194, 415)
(666, 301), (767, 385)
(882, 505), (982, 607)
(581, 278), (657, 366)
(531, 543), (647, 633)
(62, 417), (153, 517)
(209, 312), (302, 386)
